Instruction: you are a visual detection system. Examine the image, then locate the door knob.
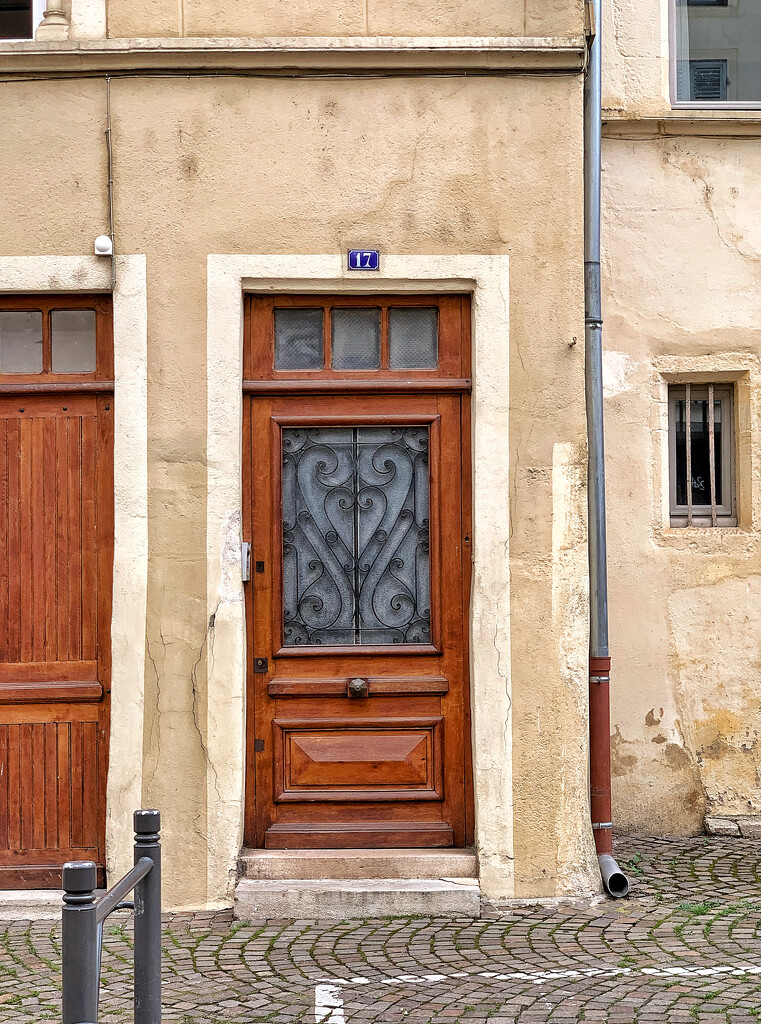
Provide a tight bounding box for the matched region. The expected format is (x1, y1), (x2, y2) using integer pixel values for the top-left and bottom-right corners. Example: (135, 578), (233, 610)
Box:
(347, 677), (369, 699)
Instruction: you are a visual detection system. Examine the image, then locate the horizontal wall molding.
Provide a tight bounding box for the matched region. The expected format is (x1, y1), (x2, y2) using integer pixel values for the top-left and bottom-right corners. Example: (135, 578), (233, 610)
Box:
(603, 115), (761, 139)
(0, 36), (585, 75)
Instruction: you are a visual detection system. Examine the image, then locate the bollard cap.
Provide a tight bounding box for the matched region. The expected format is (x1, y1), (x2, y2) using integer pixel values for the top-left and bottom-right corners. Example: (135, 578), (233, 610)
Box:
(62, 861), (97, 893)
(134, 808), (161, 835)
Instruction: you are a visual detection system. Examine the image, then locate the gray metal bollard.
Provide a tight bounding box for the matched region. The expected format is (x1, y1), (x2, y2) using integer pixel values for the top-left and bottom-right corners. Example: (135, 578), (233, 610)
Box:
(133, 809), (161, 1024)
(61, 861), (99, 1024)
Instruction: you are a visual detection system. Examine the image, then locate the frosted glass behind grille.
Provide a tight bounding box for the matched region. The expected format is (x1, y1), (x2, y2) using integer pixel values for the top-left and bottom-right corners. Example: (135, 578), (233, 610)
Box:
(282, 426), (431, 646)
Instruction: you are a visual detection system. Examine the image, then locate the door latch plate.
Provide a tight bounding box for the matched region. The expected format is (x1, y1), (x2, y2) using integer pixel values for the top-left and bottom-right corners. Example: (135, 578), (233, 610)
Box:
(254, 657), (268, 673)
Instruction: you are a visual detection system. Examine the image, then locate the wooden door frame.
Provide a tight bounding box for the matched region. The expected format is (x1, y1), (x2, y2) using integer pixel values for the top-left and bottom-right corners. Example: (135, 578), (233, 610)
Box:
(241, 293), (474, 850)
(0, 294), (114, 886)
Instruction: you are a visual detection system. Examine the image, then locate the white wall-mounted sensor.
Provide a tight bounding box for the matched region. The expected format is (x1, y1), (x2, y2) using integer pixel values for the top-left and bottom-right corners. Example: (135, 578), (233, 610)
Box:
(94, 235), (113, 256)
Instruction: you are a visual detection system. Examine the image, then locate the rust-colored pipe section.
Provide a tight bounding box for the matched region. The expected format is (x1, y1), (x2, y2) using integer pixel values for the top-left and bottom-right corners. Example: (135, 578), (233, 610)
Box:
(589, 655), (613, 857)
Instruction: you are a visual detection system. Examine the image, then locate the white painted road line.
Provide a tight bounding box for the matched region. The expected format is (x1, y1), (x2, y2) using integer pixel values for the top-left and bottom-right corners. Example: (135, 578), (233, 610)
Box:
(316, 963), (761, 992)
(315, 983), (345, 1023)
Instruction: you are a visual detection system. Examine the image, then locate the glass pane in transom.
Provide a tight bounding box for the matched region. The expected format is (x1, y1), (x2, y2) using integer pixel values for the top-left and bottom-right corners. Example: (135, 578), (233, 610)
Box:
(331, 309), (381, 370)
(389, 308), (438, 369)
(274, 308), (323, 370)
(51, 310), (96, 373)
(281, 425), (431, 646)
(0, 310), (43, 374)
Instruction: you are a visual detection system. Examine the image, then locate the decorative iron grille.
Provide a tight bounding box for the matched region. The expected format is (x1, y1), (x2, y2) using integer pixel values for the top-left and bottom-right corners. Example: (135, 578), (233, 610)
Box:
(282, 426), (431, 646)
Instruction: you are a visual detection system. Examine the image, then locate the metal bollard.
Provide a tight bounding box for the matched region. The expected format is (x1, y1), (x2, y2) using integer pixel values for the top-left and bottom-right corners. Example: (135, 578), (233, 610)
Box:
(133, 809), (161, 1024)
(61, 861), (99, 1024)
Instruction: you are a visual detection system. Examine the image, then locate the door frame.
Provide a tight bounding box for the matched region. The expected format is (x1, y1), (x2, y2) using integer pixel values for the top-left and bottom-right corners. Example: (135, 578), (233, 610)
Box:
(206, 255), (511, 899)
(242, 386), (472, 849)
(0, 256), (149, 886)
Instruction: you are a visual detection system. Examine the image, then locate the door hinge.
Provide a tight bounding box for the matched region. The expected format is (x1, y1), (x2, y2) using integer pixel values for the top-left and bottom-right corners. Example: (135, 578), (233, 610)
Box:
(241, 542), (252, 582)
(254, 739), (265, 752)
(253, 657), (268, 673)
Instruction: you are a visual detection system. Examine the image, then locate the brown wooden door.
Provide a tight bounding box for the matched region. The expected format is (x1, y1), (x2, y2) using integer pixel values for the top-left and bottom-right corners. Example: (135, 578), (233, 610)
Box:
(243, 295), (473, 850)
(0, 296), (113, 887)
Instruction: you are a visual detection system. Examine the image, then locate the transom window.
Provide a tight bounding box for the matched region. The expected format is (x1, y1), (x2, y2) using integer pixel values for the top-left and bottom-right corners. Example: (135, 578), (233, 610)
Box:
(668, 383), (736, 527)
(0, 297), (112, 381)
(245, 294), (469, 382)
(672, 0), (761, 106)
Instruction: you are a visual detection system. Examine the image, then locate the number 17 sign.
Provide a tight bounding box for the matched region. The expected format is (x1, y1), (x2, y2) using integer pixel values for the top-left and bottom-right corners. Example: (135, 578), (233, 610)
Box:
(347, 249), (380, 271)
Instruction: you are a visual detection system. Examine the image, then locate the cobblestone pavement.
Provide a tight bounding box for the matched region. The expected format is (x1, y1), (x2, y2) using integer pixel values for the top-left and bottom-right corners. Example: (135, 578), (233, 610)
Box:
(1, 836), (761, 1023)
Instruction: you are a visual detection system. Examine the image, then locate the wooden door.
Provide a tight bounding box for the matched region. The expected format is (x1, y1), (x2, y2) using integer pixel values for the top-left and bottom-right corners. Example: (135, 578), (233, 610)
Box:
(0, 297), (113, 887)
(243, 295), (473, 849)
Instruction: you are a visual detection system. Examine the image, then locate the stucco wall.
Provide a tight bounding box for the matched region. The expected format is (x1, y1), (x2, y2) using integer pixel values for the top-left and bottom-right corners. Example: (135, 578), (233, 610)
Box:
(104, 0), (584, 40)
(603, 134), (761, 834)
(0, 70), (595, 906)
(603, 0), (670, 116)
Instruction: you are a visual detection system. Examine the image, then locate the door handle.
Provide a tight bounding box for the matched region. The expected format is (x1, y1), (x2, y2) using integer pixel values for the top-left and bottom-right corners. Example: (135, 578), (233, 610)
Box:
(241, 542), (252, 582)
(347, 677), (369, 699)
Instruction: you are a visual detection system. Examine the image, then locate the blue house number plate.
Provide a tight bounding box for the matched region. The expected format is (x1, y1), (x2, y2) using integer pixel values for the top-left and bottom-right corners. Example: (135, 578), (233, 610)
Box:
(348, 249), (380, 271)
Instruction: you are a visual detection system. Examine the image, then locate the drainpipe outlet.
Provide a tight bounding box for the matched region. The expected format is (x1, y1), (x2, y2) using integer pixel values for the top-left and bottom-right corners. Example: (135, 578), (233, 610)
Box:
(597, 854), (630, 899)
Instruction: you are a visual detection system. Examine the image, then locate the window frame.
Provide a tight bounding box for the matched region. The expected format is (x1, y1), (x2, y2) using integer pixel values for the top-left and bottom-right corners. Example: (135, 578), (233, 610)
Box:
(0, 0), (46, 41)
(245, 293), (469, 383)
(668, 383), (736, 528)
(0, 294), (114, 385)
(669, 0), (761, 110)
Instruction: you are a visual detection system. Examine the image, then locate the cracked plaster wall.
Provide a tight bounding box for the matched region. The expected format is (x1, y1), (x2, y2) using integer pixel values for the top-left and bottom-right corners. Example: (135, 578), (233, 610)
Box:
(1, 69), (595, 906)
(603, 135), (761, 833)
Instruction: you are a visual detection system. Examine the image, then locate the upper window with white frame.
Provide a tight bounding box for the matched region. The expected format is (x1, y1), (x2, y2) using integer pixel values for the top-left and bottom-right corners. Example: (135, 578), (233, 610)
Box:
(668, 383), (736, 527)
(0, 0), (44, 39)
(672, 0), (761, 106)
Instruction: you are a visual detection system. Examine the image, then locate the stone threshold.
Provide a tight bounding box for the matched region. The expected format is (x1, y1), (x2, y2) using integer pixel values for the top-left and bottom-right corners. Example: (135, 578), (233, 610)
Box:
(0, 35), (585, 74)
(239, 847), (478, 880)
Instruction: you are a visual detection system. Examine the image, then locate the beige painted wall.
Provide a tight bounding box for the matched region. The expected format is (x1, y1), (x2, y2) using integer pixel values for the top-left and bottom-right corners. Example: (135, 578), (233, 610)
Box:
(603, 135), (761, 834)
(0, 68), (596, 905)
(105, 0), (583, 40)
(603, 0), (670, 116)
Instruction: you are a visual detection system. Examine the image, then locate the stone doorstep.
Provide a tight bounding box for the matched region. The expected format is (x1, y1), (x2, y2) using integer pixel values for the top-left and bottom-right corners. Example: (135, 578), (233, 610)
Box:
(705, 816), (761, 839)
(235, 877), (481, 920)
(238, 847), (478, 880)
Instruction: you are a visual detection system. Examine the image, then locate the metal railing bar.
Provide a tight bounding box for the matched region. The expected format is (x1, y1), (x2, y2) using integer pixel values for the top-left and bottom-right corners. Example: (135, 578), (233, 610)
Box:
(686, 382), (693, 527)
(708, 382), (717, 527)
(95, 859), (153, 924)
(62, 809), (161, 1024)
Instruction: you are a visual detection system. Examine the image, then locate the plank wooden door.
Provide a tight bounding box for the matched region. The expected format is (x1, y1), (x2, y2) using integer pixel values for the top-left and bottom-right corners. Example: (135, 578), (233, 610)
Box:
(0, 297), (113, 887)
(243, 296), (473, 849)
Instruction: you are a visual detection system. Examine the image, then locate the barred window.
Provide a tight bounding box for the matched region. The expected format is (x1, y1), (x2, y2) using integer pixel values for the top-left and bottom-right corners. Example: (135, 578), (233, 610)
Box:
(668, 384), (736, 527)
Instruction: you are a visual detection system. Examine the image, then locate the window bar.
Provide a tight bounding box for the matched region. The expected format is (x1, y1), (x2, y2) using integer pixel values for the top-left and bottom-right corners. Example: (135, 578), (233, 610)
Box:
(685, 382), (693, 527)
(708, 383), (717, 527)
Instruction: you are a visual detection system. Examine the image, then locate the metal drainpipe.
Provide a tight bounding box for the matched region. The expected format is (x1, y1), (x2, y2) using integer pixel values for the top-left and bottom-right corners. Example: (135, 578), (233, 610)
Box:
(584, 0), (629, 899)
